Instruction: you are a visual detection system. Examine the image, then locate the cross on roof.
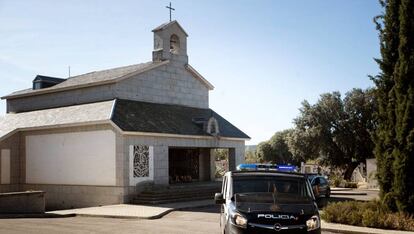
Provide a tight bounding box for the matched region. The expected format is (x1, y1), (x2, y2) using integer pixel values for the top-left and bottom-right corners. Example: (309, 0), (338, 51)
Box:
(166, 2), (175, 22)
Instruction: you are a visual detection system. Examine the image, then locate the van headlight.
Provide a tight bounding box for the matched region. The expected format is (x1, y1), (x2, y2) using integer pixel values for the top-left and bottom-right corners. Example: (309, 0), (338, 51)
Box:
(306, 215), (320, 231)
(231, 212), (247, 228)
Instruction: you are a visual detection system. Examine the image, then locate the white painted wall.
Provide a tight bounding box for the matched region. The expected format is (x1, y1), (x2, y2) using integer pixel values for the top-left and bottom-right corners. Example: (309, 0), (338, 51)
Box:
(129, 145), (154, 186)
(1, 149), (11, 184)
(26, 130), (116, 186)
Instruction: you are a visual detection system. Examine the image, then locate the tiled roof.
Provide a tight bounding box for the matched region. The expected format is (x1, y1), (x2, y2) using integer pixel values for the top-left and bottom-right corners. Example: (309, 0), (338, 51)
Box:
(111, 99), (250, 139)
(0, 100), (114, 141)
(2, 62), (159, 98)
(0, 99), (249, 140)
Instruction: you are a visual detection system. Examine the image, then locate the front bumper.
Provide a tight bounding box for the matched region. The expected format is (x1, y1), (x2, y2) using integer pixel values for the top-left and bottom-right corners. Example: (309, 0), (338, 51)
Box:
(228, 222), (321, 234)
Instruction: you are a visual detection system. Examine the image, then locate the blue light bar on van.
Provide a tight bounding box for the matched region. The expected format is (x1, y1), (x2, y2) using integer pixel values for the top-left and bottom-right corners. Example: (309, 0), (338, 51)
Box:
(276, 165), (297, 172)
(237, 164), (257, 170)
(236, 164), (297, 172)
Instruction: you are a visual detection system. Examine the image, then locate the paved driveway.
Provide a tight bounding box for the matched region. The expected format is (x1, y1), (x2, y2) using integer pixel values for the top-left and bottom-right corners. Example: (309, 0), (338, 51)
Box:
(0, 206), (346, 234)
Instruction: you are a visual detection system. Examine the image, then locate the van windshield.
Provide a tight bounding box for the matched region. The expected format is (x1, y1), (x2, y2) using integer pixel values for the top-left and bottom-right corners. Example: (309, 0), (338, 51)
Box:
(232, 176), (313, 203)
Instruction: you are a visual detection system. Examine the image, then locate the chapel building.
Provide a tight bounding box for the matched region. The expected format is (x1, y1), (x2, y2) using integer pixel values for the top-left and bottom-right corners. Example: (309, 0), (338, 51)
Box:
(0, 21), (249, 209)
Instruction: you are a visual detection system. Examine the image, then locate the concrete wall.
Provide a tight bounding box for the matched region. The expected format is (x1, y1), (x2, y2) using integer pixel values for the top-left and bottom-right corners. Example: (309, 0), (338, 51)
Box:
(0, 191), (45, 214)
(1, 149), (11, 184)
(3, 124), (128, 209)
(19, 184), (124, 210)
(26, 130), (116, 186)
(0, 133), (21, 193)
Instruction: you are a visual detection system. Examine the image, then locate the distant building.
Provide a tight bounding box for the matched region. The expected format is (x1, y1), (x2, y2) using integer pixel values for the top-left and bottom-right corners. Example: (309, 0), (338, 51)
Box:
(0, 21), (249, 209)
(301, 162), (320, 174)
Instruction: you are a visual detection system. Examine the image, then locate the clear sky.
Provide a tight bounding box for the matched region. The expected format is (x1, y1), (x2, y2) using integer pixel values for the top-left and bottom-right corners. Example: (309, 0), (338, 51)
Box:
(0, 0), (382, 145)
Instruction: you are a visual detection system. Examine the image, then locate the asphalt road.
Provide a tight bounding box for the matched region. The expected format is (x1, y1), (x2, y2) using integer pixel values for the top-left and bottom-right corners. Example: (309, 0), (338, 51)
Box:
(0, 206), (346, 234)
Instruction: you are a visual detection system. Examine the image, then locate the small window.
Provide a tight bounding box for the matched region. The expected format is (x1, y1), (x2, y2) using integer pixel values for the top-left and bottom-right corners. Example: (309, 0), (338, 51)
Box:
(170, 34), (180, 54)
(207, 117), (220, 136)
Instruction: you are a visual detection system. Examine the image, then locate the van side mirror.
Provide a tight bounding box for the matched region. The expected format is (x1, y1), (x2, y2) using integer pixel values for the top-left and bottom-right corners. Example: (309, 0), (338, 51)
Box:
(214, 193), (225, 204)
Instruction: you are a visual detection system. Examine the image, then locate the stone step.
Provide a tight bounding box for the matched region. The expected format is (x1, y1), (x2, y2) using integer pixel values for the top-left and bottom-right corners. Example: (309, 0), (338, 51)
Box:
(132, 182), (221, 205)
(140, 188), (220, 196)
(136, 191), (216, 200)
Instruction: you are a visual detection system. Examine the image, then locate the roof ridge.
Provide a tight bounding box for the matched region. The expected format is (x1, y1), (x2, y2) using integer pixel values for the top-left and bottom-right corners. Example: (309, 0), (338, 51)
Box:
(67, 62), (152, 79)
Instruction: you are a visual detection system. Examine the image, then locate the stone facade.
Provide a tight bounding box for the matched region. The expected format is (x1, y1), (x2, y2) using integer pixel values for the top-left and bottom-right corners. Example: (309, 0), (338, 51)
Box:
(6, 84), (115, 113)
(116, 61), (209, 109)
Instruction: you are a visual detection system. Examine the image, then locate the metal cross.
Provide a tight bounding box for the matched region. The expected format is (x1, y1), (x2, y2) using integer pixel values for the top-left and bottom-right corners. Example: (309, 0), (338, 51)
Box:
(166, 2), (175, 22)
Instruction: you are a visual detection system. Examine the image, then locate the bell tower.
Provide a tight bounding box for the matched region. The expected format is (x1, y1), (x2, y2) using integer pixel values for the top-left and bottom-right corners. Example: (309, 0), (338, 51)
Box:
(152, 20), (188, 64)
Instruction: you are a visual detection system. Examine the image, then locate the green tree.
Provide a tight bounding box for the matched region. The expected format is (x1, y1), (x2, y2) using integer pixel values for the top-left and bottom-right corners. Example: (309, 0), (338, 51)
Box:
(289, 89), (376, 180)
(214, 149), (228, 161)
(255, 141), (273, 163)
(245, 150), (258, 163)
(371, 0), (401, 211)
(372, 0), (414, 213)
(256, 130), (298, 165)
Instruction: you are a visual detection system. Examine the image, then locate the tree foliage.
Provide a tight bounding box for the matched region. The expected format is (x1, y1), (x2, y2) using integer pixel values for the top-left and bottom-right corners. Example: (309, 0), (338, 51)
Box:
(256, 129), (298, 165)
(288, 89), (376, 180)
(372, 0), (414, 213)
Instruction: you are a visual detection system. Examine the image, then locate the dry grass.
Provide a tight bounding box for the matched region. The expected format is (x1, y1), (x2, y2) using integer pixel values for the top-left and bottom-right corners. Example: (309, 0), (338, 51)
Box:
(322, 200), (414, 231)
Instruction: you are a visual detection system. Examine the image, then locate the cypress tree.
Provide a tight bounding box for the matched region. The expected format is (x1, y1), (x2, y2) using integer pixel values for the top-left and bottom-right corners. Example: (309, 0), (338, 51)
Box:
(392, 0), (414, 213)
(372, 0), (400, 210)
(373, 0), (414, 213)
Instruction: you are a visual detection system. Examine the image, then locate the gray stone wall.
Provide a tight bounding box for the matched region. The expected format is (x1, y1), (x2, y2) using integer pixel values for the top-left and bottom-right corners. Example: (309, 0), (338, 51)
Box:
(20, 184), (123, 210)
(0, 191), (45, 214)
(115, 60), (209, 108)
(7, 84), (115, 113)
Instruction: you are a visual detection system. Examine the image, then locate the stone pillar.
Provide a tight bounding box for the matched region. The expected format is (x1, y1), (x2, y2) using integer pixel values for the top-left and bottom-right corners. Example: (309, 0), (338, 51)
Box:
(153, 145), (169, 185)
(228, 148), (236, 171)
(198, 148), (211, 181)
(210, 149), (216, 181)
(228, 146), (245, 171)
(235, 146), (245, 166)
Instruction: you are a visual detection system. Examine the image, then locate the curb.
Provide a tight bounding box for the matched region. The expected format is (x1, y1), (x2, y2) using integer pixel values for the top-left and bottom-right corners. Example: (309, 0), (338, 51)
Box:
(0, 213), (76, 219)
(320, 220), (414, 234)
(331, 192), (368, 196)
(321, 227), (377, 234)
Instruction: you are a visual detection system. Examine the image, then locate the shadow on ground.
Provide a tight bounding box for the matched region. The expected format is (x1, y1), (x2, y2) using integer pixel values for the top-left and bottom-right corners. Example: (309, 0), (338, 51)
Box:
(180, 205), (220, 214)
